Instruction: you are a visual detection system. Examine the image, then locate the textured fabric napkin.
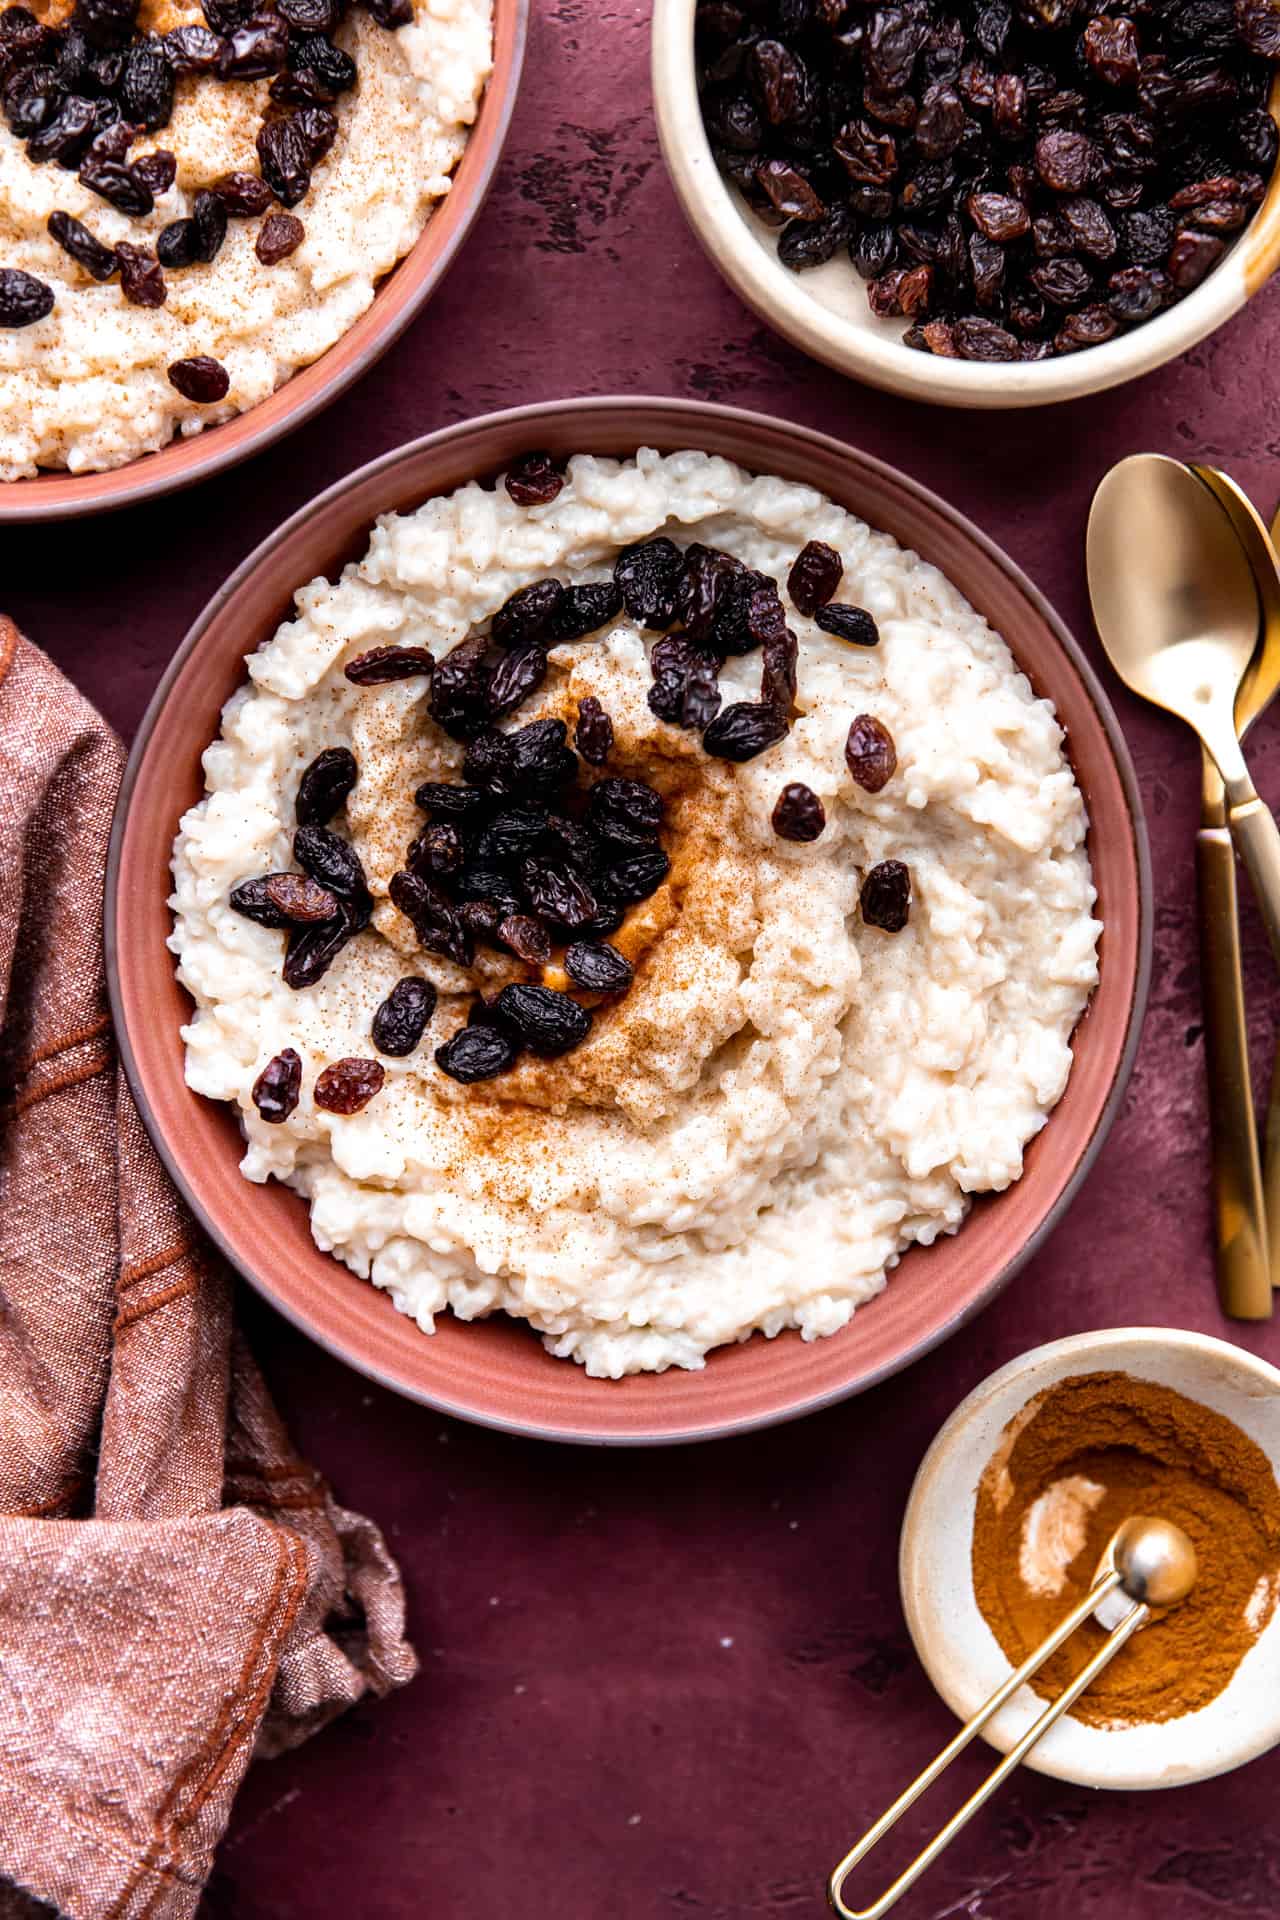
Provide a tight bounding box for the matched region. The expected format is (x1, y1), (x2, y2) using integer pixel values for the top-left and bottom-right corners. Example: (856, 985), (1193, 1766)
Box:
(0, 620), (417, 1920)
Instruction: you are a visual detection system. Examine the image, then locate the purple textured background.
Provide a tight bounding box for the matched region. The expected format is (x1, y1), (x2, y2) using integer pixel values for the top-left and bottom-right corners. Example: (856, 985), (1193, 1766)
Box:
(15, 2), (1280, 1913)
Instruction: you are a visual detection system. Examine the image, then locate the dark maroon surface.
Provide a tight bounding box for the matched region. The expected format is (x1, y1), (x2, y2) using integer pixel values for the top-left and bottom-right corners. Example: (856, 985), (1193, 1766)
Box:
(14, 3), (1280, 1914)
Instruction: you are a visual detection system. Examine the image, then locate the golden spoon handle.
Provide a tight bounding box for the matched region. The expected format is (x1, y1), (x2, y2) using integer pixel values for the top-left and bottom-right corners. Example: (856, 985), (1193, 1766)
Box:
(827, 1572), (1144, 1920)
(1196, 814), (1272, 1318)
(1229, 791), (1280, 973)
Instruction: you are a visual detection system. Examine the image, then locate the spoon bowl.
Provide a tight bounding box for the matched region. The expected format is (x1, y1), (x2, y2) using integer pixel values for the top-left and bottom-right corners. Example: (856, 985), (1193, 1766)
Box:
(1087, 454), (1260, 778)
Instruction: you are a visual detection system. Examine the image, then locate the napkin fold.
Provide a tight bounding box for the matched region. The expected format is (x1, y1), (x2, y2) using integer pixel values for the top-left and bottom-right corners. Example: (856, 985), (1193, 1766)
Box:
(0, 620), (416, 1920)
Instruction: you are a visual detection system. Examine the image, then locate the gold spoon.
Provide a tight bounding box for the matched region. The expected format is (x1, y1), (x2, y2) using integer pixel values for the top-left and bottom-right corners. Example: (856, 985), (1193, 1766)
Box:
(1087, 457), (1280, 974)
(1190, 468), (1280, 1309)
(828, 1517), (1198, 1919)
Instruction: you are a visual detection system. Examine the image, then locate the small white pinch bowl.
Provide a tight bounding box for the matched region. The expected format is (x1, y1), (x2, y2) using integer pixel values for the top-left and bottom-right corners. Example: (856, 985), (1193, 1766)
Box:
(652, 0), (1280, 409)
(900, 1328), (1280, 1789)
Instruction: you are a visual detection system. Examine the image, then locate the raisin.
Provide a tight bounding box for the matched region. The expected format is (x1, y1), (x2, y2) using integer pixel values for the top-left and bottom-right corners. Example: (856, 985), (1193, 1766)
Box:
(614, 537), (684, 627)
(279, 0), (340, 26)
(521, 854), (597, 930)
(167, 354), (229, 402)
(564, 940), (633, 993)
(756, 156), (826, 218)
(461, 727), (516, 793)
(771, 783), (826, 842)
(408, 820), (464, 877)
(493, 913), (548, 965)
(459, 898), (503, 943)
(777, 203), (851, 267)
(787, 540), (844, 616)
(1030, 257), (1093, 305)
(761, 629), (798, 712)
(47, 209), (116, 279)
(256, 210), (304, 262)
(505, 451), (563, 506)
(293, 824), (367, 900)
(414, 780), (486, 821)
(345, 645), (434, 684)
(1107, 264), (1169, 321)
(257, 114), (310, 205)
(163, 23), (225, 69)
(586, 777), (663, 847)
(750, 37), (807, 124)
(454, 868), (522, 919)
(282, 906), (357, 987)
(372, 976), (436, 1055)
(967, 190), (1029, 241)
(428, 632), (493, 742)
(702, 701), (790, 762)
(79, 154), (153, 215)
(495, 982), (592, 1056)
(314, 1056), (385, 1113)
(1167, 227), (1226, 289)
(252, 1048), (301, 1122)
(297, 747), (357, 824)
(682, 657), (723, 731)
(27, 94), (98, 166)
(187, 187), (227, 261)
(120, 37), (172, 125)
(389, 869), (472, 968)
(292, 102), (336, 160)
(220, 13), (287, 76)
(131, 149), (175, 198)
(491, 579), (565, 648)
(1035, 129), (1094, 192)
(861, 859), (912, 932)
(1083, 15), (1140, 87)
(229, 875), (291, 927)
(435, 1023), (517, 1082)
(546, 581), (624, 643)
(115, 241), (165, 305)
(262, 871), (335, 922)
(156, 219), (198, 267)
(73, 0), (138, 49)
(508, 717), (575, 793)
(599, 848), (670, 906)
(215, 168), (273, 215)
(814, 603), (879, 647)
(845, 714), (897, 792)
(575, 696), (613, 766)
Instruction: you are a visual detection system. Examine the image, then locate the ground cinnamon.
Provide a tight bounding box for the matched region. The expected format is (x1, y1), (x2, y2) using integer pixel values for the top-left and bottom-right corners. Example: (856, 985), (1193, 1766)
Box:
(971, 1371), (1280, 1727)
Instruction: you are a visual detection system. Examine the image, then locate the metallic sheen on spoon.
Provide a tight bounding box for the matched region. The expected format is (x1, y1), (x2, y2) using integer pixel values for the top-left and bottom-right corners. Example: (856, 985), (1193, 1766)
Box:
(1088, 456), (1280, 975)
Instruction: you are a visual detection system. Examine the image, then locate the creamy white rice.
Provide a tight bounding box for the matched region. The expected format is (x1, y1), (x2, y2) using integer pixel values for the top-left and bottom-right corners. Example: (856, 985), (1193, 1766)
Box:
(170, 448), (1101, 1376)
(0, 0), (491, 478)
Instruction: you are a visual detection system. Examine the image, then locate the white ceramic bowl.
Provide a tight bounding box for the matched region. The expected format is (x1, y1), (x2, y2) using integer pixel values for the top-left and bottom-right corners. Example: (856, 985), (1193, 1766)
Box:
(652, 0), (1280, 409)
(900, 1328), (1280, 1789)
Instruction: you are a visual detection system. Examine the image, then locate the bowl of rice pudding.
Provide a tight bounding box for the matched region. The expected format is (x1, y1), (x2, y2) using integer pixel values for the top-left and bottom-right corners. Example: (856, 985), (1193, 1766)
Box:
(0, 0), (523, 518)
(108, 397), (1150, 1443)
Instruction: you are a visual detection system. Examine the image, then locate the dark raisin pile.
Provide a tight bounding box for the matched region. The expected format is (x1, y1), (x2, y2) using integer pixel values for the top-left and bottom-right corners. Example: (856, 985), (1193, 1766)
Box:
(228, 517), (911, 1087)
(696, 0), (1280, 361)
(0, 0), (409, 336)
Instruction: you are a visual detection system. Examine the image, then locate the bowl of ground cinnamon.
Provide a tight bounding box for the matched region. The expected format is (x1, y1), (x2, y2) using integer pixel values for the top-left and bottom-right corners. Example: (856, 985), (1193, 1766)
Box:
(900, 1328), (1280, 1789)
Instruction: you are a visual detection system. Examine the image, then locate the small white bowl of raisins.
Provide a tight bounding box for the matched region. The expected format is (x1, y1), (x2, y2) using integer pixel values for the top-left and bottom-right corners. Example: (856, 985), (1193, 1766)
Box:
(653, 0), (1280, 408)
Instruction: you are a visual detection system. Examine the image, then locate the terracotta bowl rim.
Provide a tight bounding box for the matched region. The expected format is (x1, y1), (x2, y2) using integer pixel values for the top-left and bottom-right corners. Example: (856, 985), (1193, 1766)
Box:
(0, 0), (529, 524)
(651, 0), (1280, 411)
(105, 395), (1153, 1445)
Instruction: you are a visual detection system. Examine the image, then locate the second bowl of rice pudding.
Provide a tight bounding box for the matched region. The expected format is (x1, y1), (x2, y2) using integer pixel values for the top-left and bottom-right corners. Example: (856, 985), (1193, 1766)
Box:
(110, 399), (1150, 1442)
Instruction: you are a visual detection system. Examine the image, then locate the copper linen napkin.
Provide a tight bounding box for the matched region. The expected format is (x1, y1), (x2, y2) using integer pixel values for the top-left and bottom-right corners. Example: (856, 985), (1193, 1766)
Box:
(0, 621), (417, 1920)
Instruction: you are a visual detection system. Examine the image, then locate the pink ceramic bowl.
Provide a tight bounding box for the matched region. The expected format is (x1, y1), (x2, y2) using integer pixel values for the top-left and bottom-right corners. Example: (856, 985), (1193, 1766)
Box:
(0, 0), (527, 524)
(107, 398), (1152, 1445)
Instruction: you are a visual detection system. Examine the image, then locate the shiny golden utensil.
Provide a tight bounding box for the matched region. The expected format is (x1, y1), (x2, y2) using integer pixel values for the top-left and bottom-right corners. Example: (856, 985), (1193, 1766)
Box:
(827, 1518), (1198, 1920)
(1190, 468), (1280, 1309)
(1088, 458), (1280, 969)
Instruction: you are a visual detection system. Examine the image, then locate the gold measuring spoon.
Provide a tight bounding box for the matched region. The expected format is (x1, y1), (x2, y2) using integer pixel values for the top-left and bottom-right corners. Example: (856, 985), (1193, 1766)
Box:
(828, 1517), (1198, 1920)
(1088, 457), (1280, 970)
(1190, 468), (1280, 1310)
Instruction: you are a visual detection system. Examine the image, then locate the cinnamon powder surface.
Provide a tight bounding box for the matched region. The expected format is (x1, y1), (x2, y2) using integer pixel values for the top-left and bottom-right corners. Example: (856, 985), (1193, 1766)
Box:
(971, 1370), (1280, 1727)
